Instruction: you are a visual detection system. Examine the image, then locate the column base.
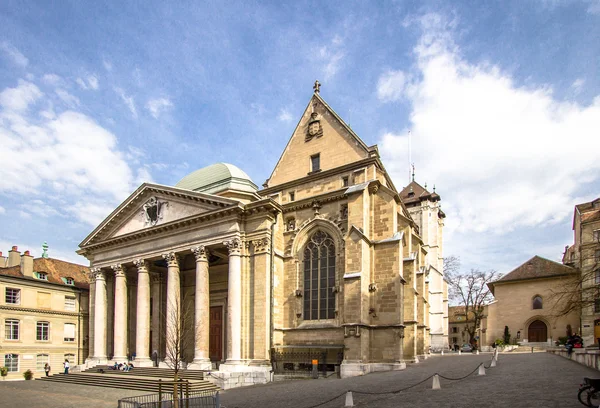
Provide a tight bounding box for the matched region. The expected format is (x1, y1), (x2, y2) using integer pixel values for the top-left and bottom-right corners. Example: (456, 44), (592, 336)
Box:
(188, 359), (212, 370)
(133, 358), (154, 367)
(340, 360), (406, 378)
(211, 364), (272, 389)
(112, 356), (128, 363)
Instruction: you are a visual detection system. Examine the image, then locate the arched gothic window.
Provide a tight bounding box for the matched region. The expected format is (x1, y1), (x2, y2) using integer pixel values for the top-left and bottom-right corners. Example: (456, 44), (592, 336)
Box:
(533, 296), (543, 310)
(303, 231), (336, 320)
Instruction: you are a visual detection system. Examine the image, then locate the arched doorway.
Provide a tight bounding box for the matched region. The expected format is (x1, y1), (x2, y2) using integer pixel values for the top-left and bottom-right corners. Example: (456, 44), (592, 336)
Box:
(528, 320), (547, 342)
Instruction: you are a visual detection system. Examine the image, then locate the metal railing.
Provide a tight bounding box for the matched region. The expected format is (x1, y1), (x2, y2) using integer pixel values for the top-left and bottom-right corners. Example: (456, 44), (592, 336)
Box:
(118, 383), (219, 408)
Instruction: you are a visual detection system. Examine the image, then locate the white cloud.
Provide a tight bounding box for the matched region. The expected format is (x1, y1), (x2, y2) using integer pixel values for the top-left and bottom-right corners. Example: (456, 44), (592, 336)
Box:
(76, 75), (99, 90)
(103, 60), (113, 72)
(0, 206), (5, 214)
(0, 42), (29, 67)
(19, 211), (31, 219)
(145, 97), (173, 119)
(378, 13), (600, 238)
(42, 74), (62, 86)
(0, 80), (43, 111)
(588, 0), (600, 14)
(21, 199), (61, 218)
(0, 79), (153, 227)
(571, 78), (585, 94)
(115, 87), (138, 118)
(87, 75), (99, 90)
(277, 108), (292, 122)
(317, 35), (346, 81)
(55, 89), (80, 107)
(377, 70), (408, 102)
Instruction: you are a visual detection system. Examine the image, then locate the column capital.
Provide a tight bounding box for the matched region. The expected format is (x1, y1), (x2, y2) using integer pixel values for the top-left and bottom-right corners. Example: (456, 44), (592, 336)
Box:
(133, 259), (150, 273)
(150, 272), (164, 284)
(91, 268), (105, 281)
(223, 238), (242, 255)
(192, 245), (209, 262)
(162, 252), (179, 267)
(111, 263), (125, 278)
(252, 237), (271, 254)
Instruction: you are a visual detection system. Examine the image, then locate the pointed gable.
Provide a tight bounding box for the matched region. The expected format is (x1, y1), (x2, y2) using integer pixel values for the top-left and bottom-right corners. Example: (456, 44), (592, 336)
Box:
(265, 92), (371, 188)
(494, 256), (576, 284)
(399, 181), (440, 206)
(79, 183), (240, 247)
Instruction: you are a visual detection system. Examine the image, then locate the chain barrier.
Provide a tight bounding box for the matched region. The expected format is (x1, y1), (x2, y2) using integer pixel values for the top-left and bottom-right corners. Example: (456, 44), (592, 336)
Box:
(301, 353), (498, 408)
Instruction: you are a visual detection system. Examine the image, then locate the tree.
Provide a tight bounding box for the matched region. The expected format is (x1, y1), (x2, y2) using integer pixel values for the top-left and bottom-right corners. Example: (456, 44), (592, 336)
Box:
(445, 256), (501, 345)
(162, 293), (199, 408)
(548, 248), (600, 318)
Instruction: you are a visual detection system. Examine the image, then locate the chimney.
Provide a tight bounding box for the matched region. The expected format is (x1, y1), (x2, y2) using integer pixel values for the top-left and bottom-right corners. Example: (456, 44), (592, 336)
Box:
(20, 250), (34, 277)
(0, 251), (6, 268)
(8, 246), (20, 267)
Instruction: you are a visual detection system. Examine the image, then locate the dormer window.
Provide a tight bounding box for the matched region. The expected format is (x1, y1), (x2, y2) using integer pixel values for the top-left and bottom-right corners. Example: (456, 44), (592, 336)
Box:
(62, 277), (74, 286)
(36, 272), (48, 281)
(342, 176), (349, 187)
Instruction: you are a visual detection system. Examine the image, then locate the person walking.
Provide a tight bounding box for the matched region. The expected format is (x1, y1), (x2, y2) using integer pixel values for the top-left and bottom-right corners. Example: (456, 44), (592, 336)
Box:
(44, 363), (51, 377)
(63, 359), (70, 375)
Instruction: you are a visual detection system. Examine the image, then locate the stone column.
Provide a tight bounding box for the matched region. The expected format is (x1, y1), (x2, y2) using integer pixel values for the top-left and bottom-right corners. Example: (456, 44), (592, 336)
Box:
(162, 252), (180, 365)
(134, 259), (152, 366)
(87, 272), (96, 362)
(112, 264), (128, 361)
(190, 245), (211, 369)
(92, 268), (108, 362)
(150, 274), (163, 359)
(224, 238), (242, 364)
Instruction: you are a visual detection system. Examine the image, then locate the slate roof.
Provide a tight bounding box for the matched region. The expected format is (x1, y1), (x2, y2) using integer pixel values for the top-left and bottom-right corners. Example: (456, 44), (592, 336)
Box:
(399, 181), (440, 206)
(0, 257), (90, 290)
(492, 256), (576, 286)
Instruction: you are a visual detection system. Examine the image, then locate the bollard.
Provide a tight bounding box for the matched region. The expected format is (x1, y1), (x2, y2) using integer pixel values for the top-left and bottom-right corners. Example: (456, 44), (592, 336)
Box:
(491, 357), (497, 367)
(458, 350), (462, 355)
(478, 363), (485, 376)
(432, 374), (441, 390)
(476, 349), (480, 355)
(345, 391), (354, 407)
(312, 359), (319, 379)
(441, 350), (444, 356)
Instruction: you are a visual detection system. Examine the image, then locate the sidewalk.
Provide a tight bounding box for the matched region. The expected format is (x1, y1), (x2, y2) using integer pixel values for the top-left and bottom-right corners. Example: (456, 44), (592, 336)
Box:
(220, 352), (595, 408)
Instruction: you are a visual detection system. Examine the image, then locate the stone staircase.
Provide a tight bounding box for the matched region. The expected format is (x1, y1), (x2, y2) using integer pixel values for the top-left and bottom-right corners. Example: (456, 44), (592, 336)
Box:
(37, 365), (220, 393)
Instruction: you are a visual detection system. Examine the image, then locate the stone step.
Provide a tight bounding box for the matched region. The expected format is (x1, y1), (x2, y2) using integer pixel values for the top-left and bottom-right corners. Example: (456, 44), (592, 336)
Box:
(37, 372), (219, 393)
(87, 365), (206, 380)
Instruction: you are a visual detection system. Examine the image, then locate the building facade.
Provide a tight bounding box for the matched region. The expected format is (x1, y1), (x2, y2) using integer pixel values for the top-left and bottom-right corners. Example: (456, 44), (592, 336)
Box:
(79, 85), (445, 387)
(399, 181), (448, 351)
(0, 245), (89, 379)
(563, 198), (600, 345)
(482, 256), (579, 346)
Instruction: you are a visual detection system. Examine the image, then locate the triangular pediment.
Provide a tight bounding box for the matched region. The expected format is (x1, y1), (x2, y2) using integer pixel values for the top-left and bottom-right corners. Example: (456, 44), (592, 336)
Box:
(79, 183), (240, 247)
(266, 93), (372, 188)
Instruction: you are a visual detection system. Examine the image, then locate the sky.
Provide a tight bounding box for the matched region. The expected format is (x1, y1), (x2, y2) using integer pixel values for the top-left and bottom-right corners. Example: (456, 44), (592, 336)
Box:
(0, 0), (598, 275)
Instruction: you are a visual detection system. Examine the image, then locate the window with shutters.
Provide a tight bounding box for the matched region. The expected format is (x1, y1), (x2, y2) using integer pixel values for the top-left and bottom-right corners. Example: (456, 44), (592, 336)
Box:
(64, 296), (76, 311)
(64, 323), (76, 342)
(303, 231), (336, 320)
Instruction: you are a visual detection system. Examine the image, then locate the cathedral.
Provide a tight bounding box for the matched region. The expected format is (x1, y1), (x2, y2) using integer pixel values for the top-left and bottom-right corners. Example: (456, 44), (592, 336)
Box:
(79, 83), (448, 388)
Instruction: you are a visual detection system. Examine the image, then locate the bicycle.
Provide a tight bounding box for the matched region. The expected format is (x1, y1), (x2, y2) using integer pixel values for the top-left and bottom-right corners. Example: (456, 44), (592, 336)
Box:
(578, 378), (600, 407)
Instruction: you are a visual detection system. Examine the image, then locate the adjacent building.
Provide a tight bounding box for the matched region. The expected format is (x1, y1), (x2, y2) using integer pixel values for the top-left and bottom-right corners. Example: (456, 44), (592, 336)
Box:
(563, 198), (600, 346)
(482, 256), (579, 346)
(0, 244), (90, 379)
(78, 84), (447, 387)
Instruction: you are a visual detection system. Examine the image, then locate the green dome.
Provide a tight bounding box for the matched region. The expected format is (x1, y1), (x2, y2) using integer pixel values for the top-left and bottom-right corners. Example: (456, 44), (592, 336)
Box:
(175, 163), (258, 194)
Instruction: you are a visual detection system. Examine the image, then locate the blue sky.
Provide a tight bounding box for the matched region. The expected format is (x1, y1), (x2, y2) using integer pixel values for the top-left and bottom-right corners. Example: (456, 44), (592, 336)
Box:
(0, 0), (598, 274)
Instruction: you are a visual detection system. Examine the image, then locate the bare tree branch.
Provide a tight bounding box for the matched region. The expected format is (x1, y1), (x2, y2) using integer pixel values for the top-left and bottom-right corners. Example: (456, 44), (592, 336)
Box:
(445, 256), (500, 345)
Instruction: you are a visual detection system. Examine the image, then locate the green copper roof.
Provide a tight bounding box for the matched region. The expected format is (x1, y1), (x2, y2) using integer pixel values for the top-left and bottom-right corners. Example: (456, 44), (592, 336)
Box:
(175, 163), (258, 194)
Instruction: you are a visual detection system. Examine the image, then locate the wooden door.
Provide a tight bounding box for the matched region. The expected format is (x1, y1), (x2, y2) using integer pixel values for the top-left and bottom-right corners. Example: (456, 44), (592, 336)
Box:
(594, 320), (600, 344)
(528, 320), (547, 342)
(209, 306), (223, 361)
